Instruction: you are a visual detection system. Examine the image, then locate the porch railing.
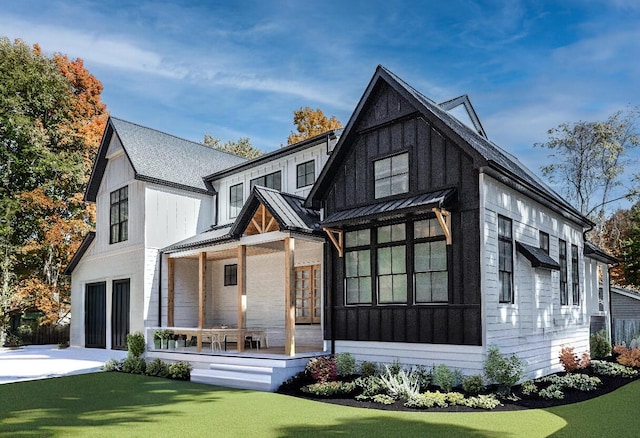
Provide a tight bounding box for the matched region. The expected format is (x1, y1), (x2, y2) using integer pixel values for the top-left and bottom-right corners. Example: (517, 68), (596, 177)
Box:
(145, 326), (268, 353)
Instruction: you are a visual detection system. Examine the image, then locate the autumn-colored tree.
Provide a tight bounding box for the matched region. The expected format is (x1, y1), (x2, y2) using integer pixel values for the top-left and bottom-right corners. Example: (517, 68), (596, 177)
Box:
(287, 107), (342, 145)
(203, 134), (262, 159)
(0, 38), (107, 331)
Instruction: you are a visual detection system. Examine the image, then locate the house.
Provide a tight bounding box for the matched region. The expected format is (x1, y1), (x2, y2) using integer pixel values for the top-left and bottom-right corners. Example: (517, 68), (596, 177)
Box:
(66, 66), (616, 390)
(610, 286), (640, 345)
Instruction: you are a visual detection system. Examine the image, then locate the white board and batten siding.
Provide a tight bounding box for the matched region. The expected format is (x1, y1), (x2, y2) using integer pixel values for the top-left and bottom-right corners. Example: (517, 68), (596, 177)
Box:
(481, 174), (593, 378)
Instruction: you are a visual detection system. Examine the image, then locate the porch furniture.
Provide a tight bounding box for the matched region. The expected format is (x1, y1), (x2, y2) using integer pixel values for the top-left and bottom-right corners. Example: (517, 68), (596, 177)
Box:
(162, 327), (268, 353)
(209, 333), (225, 352)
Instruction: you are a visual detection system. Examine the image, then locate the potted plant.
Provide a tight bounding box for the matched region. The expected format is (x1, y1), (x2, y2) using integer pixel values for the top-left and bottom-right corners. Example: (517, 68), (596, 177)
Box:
(166, 330), (176, 349)
(176, 334), (186, 349)
(153, 330), (162, 349)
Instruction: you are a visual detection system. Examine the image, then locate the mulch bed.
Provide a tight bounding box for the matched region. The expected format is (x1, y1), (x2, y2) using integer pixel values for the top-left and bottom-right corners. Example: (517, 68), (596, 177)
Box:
(277, 368), (640, 412)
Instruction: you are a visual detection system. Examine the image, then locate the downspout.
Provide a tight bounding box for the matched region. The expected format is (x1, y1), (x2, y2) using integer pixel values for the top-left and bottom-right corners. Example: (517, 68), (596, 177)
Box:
(157, 250), (163, 327)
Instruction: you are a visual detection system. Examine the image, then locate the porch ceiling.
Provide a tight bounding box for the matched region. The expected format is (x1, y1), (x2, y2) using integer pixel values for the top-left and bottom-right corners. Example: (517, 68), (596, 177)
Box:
(178, 241), (285, 260)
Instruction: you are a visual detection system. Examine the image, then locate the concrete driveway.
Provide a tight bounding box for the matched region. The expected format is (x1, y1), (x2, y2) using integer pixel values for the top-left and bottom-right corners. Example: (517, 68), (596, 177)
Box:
(0, 345), (127, 384)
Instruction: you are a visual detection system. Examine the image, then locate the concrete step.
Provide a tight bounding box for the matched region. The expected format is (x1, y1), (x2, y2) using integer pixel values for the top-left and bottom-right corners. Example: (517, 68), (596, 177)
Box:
(191, 368), (275, 391)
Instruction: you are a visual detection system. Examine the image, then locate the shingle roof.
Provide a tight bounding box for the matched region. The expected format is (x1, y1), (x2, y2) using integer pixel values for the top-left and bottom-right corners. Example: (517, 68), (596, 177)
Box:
(322, 188), (456, 227)
(584, 241), (618, 264)
(85, 117), (246, 200)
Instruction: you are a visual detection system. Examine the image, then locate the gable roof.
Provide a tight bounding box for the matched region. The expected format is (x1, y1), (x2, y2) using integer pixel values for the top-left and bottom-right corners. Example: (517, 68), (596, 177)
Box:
(584, 241), (618, 264)
(85, 117), (246, 201)
(63, 232), (95, 275)
(438, 94), (487, 139)
(306, 65), (591, 228)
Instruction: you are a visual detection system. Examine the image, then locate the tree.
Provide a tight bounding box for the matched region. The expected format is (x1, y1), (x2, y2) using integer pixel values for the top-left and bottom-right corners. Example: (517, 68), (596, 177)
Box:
(622, 203), (640, 287)
(0, 38), (107, 330)
(536, 109), (640, 246)
(203, 134), (262, 159)
(287, 107), (342, 145)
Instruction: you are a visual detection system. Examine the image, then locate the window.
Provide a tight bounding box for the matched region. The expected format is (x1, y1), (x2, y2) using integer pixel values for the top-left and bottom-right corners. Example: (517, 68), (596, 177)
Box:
(345, 229), (371, 305)
(295, 265), (321, 324)
(539, 231), (549, 255)
(224, 264), (237, 286)
(571, 244), (580, 306)
(296, 160), (315, 188)
(559, 239), (568, 305)
(414, 218), (448, 303)
(110, 186), (128, 244)
(229, 183), (243, 218)
(374, 152), (409, 198)
(250, 170), (281, 191)
(498, 216), (513, 304)
(377, 224), (407, 304)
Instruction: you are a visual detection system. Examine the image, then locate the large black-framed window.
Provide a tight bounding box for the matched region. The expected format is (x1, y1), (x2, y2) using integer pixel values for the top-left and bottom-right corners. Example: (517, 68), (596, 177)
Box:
(377, 223), (407, 304)
(571, 244), (580, 306)
(250, 171), (281, 191)
(498, 216), (513, 304)
(414, 218), (448, 303)
(539, 231), (550, 255)
(559, 239), (568, 305)
(296, 160), (315, 189)
(345, 229), (372, 305)
(110, 186), (128, 244)
(374, 152), (409, 199)
(229, 183), (243, 218)
(224, 264), (238, 286)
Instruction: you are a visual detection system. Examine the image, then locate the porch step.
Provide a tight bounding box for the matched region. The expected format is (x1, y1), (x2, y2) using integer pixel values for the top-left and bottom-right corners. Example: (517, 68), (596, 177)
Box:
(191, 363), (285, 392)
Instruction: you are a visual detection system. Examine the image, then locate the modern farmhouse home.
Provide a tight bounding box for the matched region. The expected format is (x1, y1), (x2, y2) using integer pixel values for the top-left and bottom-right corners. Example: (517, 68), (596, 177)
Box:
(66, 66), (615, 390)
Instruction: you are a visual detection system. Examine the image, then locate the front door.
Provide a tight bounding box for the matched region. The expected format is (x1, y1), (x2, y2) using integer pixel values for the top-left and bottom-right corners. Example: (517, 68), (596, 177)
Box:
(112, 279), (130, 350)
(85, 282), (106, 348)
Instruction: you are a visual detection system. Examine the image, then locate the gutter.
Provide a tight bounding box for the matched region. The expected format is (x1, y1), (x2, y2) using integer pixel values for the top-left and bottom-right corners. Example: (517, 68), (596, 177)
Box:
(157, 250), (163, 327)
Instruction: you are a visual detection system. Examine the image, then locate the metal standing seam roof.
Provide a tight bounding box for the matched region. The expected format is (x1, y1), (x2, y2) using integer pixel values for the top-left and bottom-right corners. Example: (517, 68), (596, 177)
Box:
(516, 241), (561, 270)
(322, 188), (456, 226)
(162, 225), (235, 253)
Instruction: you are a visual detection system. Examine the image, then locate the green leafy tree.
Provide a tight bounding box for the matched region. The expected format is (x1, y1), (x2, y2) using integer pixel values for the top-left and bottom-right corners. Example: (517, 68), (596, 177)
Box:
(621, 203), (640, 287)
(203, 134), (262, 159)
(287, 107), (342, 145)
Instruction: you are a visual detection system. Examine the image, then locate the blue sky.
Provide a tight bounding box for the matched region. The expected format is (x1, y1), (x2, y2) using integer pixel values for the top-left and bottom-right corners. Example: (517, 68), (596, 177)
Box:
(3, 0), (639, 208)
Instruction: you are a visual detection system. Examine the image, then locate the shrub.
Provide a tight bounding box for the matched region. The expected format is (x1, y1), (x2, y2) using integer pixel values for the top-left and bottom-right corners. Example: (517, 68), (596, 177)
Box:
(102, 358), (122, 372)
(378, 365), (420, 400)
(462, 374), (485, 394)
(335, 353), (356, 376)
(145, 358), (170, 378)
(464, 394), (501, 410)
(413, 365), (432, 391)
(121, 356), (146, 374)
(590, 330), (611, 359)
(559, 346), (590, 372)
(446, 391), (466, 406)
(483, 346), (525, 392)
(404, 391), (449, 409)
(372, 394), (395, 405)
(538, 387), (564, 400)
(126, 331), (146, 358)
(168, 361), (192, 380)
(354, 376), (386, 400)
(521, 380), (538, 396)
(537, 373), (601, 392)
(591, 360), (638, 378)
(613, 344), (640, 368)
(387, 359), (403, 376)
(432, 364), (456, 392)
(3, 333), (23, 347)
(359, 361), (378, 377)
(306, 356), (337, 382)
(301, 381), (356, 397)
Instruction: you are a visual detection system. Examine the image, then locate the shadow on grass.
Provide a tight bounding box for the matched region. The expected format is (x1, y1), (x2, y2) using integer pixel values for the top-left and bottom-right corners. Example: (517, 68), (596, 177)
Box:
(0, 372), (234, 436)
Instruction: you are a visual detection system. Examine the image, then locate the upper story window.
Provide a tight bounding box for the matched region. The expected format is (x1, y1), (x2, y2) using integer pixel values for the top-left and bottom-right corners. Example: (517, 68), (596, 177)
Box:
(539, 231), (549, 255)
(571, 244), (580, 306)
(110, 186), (128, 244)
(229, 183), (243, 219)
(498, 216), (513, 304)
(250, 170), (281, 191)
(559, 239), (568, 305)
(374, 152), (409, 199)
(296, 160), (315, 189)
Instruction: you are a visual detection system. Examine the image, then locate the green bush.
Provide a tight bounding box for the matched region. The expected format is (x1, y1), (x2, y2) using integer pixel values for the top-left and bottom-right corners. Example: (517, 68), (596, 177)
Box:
(335, 353), (356, 376)
(462, 374), (485, 394)
(591, 360), (638, 378)
(126, 331), (146, 358)
(145, 358), (170, 378)
(301, 381), (356, 397)
(464, 394), (501, 409)
(404, 391), (449, 409)
(590, 330), (611, 359)
(372, 394), (395, 405)
(483, 346), (525, 392)
(354, 376), (386, 400)
(521, 380), (538, 396)
(387, 359), (403, 376)
(121, 356), (146, 374)
(359, 361), (378, 377)
(432, 364), (455, 392)
(102, 358), (122, 372)
(413, 365), (432, 391)
(168, 361), (192, 380)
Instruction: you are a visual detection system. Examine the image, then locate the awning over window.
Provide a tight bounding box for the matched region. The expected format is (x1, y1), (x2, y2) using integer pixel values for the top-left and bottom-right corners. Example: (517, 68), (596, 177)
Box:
(516, 241), (560, 270)
(322, 188), (456, 227)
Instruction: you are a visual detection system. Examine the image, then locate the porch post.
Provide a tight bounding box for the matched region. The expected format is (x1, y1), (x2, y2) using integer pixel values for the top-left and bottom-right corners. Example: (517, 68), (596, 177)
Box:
(237, 245), (246, 353)
(284, 237), (296, 356)
(167, 258), (175, 327)
(197, 251), (207, 352)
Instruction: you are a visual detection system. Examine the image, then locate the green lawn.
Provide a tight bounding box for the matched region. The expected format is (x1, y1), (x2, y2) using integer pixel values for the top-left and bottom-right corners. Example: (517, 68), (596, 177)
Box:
(0, 373), (638, 437)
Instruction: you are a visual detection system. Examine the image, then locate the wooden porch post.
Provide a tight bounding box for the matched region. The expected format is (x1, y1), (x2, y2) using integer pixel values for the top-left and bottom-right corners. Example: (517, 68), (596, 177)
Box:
(284, 237), (296, 356)
(197, 252), (207, 352)
(237, 245), (246, 353)
(167, 257), (175, 327)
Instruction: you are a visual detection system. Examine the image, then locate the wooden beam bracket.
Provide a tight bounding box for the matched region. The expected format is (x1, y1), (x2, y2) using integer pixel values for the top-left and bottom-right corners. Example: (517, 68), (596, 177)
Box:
(432, 207), (452, 245)
(323, 227), (344, 257)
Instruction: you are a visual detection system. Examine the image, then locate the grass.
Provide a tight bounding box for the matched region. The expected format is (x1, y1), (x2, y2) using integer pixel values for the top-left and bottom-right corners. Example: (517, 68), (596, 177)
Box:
(0, 372), (638, 437)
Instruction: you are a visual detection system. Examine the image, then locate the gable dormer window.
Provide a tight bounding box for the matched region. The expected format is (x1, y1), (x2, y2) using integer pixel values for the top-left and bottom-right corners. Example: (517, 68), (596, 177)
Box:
(250, 171), (281, 191)
(110, 186), (128, 244)
(374, 152), (409, 199)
